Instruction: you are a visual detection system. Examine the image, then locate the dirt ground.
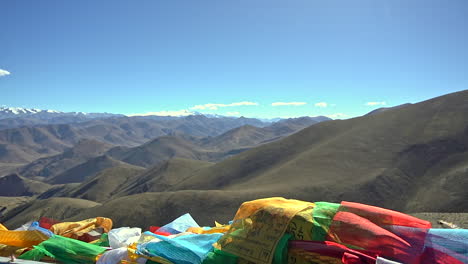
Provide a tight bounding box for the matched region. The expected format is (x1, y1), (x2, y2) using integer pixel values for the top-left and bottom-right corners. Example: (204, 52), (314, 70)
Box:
(411, 212), (468, 228)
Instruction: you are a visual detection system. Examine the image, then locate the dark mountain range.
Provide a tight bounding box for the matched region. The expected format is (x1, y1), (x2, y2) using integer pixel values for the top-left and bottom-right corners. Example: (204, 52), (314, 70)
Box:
(20, 116), (324, 199)
(0, 116), (107, 131)
(161, 115), (268, 137)
(104, 116), (330, 168)
(0, 115), (272, 164)
(4, 91), (468, 229)
(46, 90), (463, 228)
(0, 107), (125, 131)
(6, 115), (327, 194)
(170, 91), (468, 213)
(0, 117), (47, 130)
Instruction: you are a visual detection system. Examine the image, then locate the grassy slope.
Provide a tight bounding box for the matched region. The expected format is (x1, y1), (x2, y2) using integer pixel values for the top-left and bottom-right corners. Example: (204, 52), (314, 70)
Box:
(116, 158), (213, 196)
(17, 139), (113, 181)
(2, 197), (101, 229)
(64, 165), (146, 202)
(171, 90), (468, 212)
(47, 155), (134, 184)
(4, 91), (468, 229)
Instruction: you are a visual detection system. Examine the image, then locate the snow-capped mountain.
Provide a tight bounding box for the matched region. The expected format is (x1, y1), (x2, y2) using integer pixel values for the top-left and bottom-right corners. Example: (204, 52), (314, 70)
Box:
(0, 106), (122, 120)
(0, 107), (61, 118)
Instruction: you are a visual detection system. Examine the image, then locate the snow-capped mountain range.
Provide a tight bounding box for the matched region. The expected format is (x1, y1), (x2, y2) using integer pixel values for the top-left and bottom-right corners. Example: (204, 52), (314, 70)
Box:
(0, 106), (122, 120)
(0, 107), (62, 115)
(0, 106), (331, 132)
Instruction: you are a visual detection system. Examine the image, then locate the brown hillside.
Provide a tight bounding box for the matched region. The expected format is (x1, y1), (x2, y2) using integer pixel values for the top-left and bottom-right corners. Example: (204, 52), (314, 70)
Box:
(107, 136), (215, 168)
(18, 139), (114, 181)
(116, 158), (213, 196)
(0, 173), (51, 196)
(2, 197), (101, 229)
(47, 155), (135, 184)
(172, 90), (468, 213)
(63, 165), (145, 202)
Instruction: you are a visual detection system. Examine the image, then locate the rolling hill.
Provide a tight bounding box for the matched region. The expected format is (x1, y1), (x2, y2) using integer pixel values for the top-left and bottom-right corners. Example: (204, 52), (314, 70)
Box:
(57, 165), (146, 202)
(169, 90), (468, 213)
(106, 135), (215, 168)
(3, 91), (468, 229)
(201, 116), (331, 152)
(65, 190), (266, 228)
(115, 158), (214, 196)
(17, 139), (114, 181)
(105, 117), (329, 168)
(1, 197), (101, 229)
(47, 155), (139, 184)
(0, 115), (270, 164)
(0, 124), (80, 163)
(33, 158), (213, 202)
(0, 114), (328, 202)
(27, 90), (464, 228)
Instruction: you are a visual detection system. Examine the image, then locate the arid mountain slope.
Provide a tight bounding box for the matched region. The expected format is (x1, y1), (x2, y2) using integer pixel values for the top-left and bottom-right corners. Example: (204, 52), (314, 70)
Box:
(1, 197), (101, 229)
(171, 90), (468, 212)
(47, 155), (139, 184)
(115, 158), (213, 196)
(3, 92), (468, 228)
(0, 115), (269, 164)
(18, 139), (113, 181)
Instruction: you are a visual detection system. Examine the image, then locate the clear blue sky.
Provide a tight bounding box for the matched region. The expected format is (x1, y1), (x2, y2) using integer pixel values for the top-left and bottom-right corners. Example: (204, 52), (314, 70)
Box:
(1, 0), (467, 118)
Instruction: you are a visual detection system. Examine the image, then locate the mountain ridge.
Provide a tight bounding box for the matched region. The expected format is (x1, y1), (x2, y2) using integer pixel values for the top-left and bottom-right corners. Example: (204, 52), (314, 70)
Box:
(0, 106), (122, 120)
(2, 91), (468, 228)
(168, 90), (468, 213)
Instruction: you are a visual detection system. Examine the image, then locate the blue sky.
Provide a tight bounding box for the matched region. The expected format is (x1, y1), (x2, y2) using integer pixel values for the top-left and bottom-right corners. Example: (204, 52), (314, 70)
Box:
(1, 0), (467, 119)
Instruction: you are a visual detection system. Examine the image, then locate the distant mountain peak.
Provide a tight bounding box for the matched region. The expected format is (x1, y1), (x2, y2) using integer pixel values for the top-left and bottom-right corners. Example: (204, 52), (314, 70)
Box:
(0, 106), (123, 121)
(0, 106), (63, 115)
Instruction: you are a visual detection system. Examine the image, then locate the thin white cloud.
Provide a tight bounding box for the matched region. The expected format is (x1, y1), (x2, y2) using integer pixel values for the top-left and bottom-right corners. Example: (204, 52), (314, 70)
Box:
(226, 111), (240, 116)
(314, 102), (328, 108)
(366, 101), (386, 106)
(191, 101), (259, 110)
(326, 113), (348, 119)
(0, 69), (10, 77)
(127, 109), (194, 117)
(229, 102), (258, 107)
(271, 102), (307, 106)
